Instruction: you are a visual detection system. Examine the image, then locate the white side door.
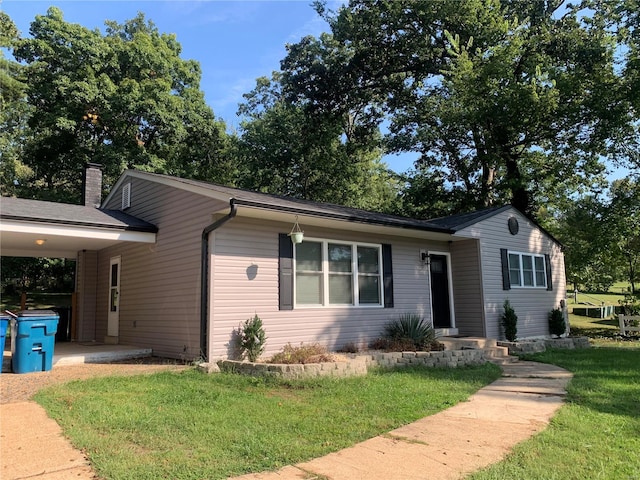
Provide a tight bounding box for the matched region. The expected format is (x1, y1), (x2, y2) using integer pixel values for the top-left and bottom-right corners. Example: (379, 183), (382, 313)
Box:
(107, 256), (121, 337)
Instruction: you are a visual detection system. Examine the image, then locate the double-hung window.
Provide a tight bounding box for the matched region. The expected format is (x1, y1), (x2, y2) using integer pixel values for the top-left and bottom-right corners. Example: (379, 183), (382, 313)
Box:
(295, 240), (383, 306)
(508, 252), (547, 288)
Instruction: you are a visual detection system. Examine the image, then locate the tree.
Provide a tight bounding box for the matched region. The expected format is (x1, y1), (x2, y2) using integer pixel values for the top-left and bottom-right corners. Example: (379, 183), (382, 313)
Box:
(9, 8), (234, 203)
(1, 257), (75, 294)
(581, 0), (640, 169)
(282, 0), (634, 216)
(606, 178), (640, 294)
(556, 178), (640, 294)
(237, 74), (400, 212)
(556, 195), (618, 292)
(0, 12), (32, 197)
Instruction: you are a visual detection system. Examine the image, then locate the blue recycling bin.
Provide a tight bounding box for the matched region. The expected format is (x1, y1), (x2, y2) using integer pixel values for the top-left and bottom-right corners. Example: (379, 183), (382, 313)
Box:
(11, 310), (59, 374)
(0, 314), (9, 375)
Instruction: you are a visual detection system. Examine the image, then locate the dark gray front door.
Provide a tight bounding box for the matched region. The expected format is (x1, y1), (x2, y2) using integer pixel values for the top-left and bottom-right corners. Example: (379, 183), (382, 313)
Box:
(430, 254), (451, 328)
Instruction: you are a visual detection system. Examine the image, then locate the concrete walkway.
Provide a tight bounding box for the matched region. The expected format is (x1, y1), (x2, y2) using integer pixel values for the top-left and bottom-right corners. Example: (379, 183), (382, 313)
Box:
(232, 361), (572, 480)
(0, 361), (572, 480)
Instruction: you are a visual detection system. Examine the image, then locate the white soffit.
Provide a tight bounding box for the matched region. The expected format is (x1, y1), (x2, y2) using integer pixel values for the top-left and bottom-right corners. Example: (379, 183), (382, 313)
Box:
(0, 220), (156, 259)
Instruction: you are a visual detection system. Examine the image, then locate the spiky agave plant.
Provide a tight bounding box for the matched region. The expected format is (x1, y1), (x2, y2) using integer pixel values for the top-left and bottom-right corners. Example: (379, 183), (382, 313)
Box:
(384, 313), (435, 349)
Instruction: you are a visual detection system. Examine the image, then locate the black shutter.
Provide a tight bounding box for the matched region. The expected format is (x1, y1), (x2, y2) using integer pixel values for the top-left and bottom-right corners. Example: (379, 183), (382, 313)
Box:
(382, 244), (394, 308)
(500, 249), (511, 290)
(545, 254), (553, 291)
(279, 234), (294, 310)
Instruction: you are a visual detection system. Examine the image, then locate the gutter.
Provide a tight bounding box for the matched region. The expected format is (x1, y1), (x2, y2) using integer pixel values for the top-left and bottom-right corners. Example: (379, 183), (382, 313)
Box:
(200, 199), (237, 360)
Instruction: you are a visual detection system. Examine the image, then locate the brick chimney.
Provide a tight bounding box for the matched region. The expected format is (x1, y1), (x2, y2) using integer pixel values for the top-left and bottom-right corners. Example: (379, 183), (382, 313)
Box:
(83, 163), (103, 207)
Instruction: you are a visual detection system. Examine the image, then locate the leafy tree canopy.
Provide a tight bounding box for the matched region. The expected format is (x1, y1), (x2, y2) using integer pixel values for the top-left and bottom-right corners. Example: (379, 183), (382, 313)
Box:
(555, 177), (639, 293)
(237, 70), (401, 212)
(278, 0), (637, 216)
(8, 7), (235, 203)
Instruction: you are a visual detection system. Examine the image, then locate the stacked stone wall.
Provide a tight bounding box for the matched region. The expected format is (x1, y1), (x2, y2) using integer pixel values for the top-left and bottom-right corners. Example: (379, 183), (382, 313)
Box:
(497, 336), (591, 355)
(216, 349), (486, 380)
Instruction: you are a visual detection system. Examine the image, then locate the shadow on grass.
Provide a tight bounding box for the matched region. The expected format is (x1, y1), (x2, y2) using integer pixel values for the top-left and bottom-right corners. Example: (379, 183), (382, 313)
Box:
(522, 347), (640, 419)
(571, 326), (639, 340)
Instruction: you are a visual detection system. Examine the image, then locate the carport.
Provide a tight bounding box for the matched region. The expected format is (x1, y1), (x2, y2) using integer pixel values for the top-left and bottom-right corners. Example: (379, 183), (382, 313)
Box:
(1, 188), (157, 366)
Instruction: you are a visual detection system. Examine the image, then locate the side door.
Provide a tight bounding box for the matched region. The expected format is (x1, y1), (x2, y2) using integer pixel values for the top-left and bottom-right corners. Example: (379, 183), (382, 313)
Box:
(107, 256), (121, 337)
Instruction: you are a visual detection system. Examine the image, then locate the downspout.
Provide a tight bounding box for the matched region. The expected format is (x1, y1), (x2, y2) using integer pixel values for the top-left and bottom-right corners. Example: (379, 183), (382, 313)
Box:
(200, 199), (237, 360)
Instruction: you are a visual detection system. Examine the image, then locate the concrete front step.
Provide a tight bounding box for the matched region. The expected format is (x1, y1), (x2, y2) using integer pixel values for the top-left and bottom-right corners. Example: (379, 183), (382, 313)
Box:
(486, 355), (519, 365)
(439, 336), (499, 350)
(484, 346), (509, 358)
(438, 337), (517, 365)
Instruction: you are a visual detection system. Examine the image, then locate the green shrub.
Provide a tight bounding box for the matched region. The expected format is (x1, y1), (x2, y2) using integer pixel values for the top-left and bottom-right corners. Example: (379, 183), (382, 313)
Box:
(369, 337), (444, 352)
(268, 343), (334, 364)
(548, 307), (566, 336)
(501, 300), (518, 342)
(336, 342), (359, 354)
(238, 314), (267, 362)
(618, 293), (640, 315)
(381, 313), (438, 350)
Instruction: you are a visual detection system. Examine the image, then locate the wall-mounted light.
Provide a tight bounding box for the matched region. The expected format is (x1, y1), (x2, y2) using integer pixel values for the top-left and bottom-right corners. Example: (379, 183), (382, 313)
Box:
(35, 239), (46, 246)
(420, 249), (429, 265)
(288, 216), (304, 244)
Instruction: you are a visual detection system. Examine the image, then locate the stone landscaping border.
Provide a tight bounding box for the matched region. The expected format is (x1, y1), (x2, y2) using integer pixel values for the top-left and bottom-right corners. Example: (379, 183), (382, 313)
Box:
(497, 336), (591, 355)
(216, 348), (486, 380)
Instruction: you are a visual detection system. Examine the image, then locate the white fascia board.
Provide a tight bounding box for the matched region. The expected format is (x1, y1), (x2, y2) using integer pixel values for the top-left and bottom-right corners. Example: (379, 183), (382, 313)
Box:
(0, 219), (156, 243)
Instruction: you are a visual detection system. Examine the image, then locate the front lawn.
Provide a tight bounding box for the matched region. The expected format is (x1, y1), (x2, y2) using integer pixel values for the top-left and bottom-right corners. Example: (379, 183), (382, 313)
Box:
(470, 343), (640, 479)
(35, 364), (500, 480)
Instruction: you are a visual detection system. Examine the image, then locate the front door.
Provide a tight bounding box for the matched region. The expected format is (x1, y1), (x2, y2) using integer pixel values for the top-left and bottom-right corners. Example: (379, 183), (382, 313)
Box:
(429, 254), (452, 328)
(107, 256), (121, 337)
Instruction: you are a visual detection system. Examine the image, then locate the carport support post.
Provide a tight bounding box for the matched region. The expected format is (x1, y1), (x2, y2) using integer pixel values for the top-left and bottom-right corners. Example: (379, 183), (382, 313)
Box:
(200, 200), (237, 361)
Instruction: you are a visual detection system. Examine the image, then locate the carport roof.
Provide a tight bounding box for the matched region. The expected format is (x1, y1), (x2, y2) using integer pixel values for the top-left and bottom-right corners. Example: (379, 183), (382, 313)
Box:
(1, 197), (158, 231)
(0, 197), (157, 258)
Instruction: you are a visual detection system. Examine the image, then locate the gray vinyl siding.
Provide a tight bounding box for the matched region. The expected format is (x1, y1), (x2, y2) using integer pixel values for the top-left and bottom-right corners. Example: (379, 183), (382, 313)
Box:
(450, 239), (485, 337)
(96, 178), (229, 358)
(209, 217), (447, 360)
(455, 209), (566, 339)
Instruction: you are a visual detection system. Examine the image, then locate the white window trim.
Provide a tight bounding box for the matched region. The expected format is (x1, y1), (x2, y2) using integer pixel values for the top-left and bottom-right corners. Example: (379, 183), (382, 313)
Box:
(293, 237), (385, 308)
(427, 250), (456, 329)
(508, 251), (547, 289)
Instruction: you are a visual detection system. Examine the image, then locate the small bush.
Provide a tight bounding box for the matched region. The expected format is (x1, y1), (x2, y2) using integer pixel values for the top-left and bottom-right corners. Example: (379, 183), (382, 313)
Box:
(548, 307), (566, 337)
(336, 342), (359, 354)
(369, 337), (443, 352)
(383, 313), (436, 350)
(619, 293), (640, 315)
(237, 314), (267, 362)
(501, 300), (518, 342)
(268, 343), (334, 364)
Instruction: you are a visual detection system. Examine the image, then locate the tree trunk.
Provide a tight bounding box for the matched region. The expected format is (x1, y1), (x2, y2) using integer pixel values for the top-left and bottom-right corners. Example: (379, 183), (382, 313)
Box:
(505, 156), (531, 214)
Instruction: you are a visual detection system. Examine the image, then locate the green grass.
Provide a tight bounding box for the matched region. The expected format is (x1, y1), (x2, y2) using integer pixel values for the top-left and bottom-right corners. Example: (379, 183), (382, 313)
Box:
(568, 308), (639, 347)
(0, 292), (72, 312)
(34, 364), (501, 480)
(469, 344), (640, 480)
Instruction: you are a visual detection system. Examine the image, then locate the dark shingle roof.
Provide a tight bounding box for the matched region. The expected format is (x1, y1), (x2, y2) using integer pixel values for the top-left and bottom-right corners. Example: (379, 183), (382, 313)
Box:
(0, 197), (157, 232)
(136, 172), (456, 234)
(427, 206), (512, 231)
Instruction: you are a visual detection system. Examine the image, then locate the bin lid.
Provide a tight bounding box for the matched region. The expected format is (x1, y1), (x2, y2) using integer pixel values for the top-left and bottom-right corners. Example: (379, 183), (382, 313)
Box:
(17, 309), (58, 317)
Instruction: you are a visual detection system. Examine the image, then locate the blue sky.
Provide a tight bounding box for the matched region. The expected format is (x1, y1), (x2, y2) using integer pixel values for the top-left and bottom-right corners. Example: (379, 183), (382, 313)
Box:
(3, 0), (418, 173)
